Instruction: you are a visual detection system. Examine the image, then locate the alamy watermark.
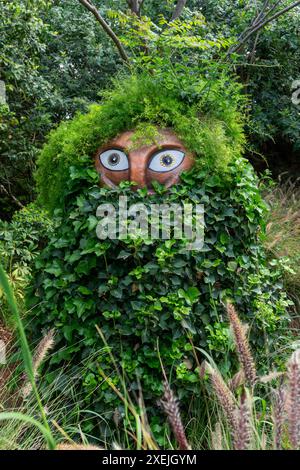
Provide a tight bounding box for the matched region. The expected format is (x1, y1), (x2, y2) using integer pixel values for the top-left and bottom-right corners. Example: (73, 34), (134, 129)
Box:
(291, 80), (300, 106)
(96, 196), (204, 251)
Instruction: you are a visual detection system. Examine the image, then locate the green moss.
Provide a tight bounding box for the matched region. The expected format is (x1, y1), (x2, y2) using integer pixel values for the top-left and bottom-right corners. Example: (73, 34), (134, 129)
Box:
(35, 73), (245, 214)
(128, 123), (161, 151)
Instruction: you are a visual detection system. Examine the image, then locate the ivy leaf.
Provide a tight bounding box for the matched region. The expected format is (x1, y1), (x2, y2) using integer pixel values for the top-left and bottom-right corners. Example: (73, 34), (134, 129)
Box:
(44, 265), (62, 277)
(186, 287), (200, 303)
(78, 286), (92, 296)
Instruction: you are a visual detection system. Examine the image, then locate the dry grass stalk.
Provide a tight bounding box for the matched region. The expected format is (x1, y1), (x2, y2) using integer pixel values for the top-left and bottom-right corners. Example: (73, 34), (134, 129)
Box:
(32, 329), (55, 372)
(259, 371), (284, 384)
(0, 322), (14, 396)
(260, 430), (267, 450)
(264, 178), (300, 253)
(286, 350), (300, 449)
(161, 381), (190, 450)
(0, 322), (13, 346)
(21, 329), (55, 399)
(226, 303), (257, 388)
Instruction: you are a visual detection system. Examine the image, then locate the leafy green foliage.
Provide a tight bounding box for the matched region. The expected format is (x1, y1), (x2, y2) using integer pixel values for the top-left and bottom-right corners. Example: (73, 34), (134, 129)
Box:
(246, 12), (300, 163)
(0, 0), (120, 219)
(0, 0), (52, 217)
(196, 0), (300, 169)
(27, 155), (290, 429)
(2, 0), (300, 220)
(0, 204), (54, 322)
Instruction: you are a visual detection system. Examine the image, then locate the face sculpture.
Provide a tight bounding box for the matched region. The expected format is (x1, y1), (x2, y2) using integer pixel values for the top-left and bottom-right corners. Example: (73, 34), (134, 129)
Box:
(95, 129), (194, 191)
(30, 87), (283, 437)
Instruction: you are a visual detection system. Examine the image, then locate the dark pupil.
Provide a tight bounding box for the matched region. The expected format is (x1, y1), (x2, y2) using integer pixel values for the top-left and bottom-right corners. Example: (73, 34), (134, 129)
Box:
(162, 155), (173, 166)
(108, 153), (120, 165)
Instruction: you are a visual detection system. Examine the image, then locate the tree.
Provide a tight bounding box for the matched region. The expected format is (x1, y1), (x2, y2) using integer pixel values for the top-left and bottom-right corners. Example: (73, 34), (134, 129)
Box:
(0, 0), (121, 219)
(0, 0), (52, 218)
(196, 0), (300, 171)
(1, 0), (300, 220)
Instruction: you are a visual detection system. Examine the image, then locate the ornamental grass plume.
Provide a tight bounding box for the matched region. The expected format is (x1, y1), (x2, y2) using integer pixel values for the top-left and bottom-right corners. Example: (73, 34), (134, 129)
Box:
(21, 329), (55, 399)
(233, 397), (252, 450)
(228, 369), (245, 392)
(160, 381), (190, 450)
(286, 350), (300, 449)
(226, 302), (257, 388)
(205, 362), (238, 435)
(211, 422), (223, 450)
(273, 385), (286, 450)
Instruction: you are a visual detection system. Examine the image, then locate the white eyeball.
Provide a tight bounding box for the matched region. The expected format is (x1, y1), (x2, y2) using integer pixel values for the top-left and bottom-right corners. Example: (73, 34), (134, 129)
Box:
(148, 149), (185, 173)
(99, 149), (129, 171)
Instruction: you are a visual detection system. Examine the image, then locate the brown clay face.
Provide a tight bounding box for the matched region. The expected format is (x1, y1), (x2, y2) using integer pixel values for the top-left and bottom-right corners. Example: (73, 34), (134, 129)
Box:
(95, 129), (194, 192)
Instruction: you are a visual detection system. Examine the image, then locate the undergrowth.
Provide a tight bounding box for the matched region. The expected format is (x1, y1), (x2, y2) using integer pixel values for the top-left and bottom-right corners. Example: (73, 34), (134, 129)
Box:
(263, 176), (300, 315)
(1, 265), (300, 450)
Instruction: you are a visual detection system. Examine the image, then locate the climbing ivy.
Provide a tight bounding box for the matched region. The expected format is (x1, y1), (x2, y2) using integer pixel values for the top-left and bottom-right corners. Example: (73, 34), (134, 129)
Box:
(27, 156), (291, 432)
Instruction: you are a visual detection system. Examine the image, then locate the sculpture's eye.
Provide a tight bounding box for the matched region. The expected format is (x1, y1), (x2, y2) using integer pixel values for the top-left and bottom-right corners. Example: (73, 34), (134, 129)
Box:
(99, 149), (129, 171)
(148, 149), (185, 173)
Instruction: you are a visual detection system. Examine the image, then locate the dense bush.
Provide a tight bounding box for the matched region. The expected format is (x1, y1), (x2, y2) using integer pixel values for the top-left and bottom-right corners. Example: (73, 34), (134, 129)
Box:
(27, 74), (291, 434)
(27, 161), (290, 430)
(0, 203), (54, 322)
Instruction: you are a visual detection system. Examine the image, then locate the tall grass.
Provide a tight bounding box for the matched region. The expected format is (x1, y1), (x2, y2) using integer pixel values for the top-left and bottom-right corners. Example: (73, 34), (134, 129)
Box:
(263, 177), (300, 313)
(1, 262), (300, 450)
(0, 264), (56, 449)
(200, 302), (300, 450)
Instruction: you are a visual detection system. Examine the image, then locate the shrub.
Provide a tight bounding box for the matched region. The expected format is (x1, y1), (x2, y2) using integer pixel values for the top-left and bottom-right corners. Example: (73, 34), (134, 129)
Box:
(0, 203), (54, 323)
(196, 0), (300, 169)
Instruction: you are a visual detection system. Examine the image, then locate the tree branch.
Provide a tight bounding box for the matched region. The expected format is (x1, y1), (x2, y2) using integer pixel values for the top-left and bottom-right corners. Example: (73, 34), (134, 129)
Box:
(0, 184), (24, 209)
(252, 0), (271, 27)
(230, 0), (300, 54)
(232, 1), (270, 47)
(171, 0), (188, 21)
(126, 0), (145, 16)
(238, 0), (282, 39)
(78, 0), (129, 62)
